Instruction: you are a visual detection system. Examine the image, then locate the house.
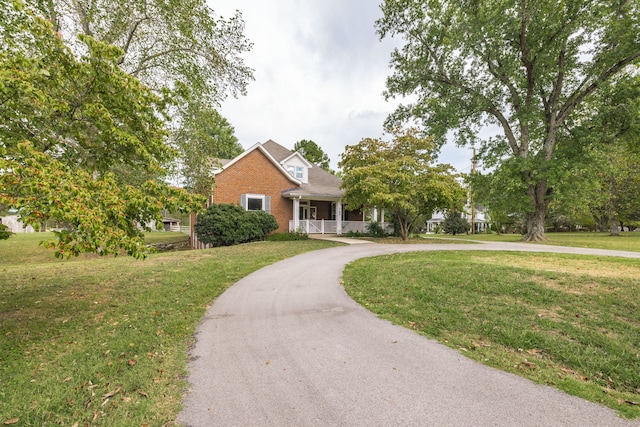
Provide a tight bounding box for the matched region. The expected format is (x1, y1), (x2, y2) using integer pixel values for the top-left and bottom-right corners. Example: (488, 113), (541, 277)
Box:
(190, 140), (377, 248)
(426, 205), (490, 234)
(0, 215), (35, 233)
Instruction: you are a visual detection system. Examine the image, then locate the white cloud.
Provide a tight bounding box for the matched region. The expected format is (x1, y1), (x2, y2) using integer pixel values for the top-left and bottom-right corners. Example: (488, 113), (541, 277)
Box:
(209, 0), (472, 172)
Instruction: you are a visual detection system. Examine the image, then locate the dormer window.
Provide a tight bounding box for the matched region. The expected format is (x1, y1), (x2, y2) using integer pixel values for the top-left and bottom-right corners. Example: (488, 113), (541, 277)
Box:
(286, 165), (304, 180)
(282, 151), (311, 183)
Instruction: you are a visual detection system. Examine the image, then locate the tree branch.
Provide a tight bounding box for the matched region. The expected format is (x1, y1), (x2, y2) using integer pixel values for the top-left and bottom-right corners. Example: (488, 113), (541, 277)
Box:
(557, 51), (640, 124)
(71, 0), (93, 37)
(118, 15), (149, 65)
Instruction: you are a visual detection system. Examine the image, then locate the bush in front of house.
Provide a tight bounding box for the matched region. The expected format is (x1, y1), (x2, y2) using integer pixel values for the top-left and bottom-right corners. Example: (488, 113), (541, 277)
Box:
(194, 203), (279, 247)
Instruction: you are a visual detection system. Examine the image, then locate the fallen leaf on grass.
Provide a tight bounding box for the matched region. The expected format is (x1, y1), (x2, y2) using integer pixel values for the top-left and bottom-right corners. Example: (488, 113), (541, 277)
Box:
(3, 419), (19, 425)
(522, 361), (536, 370)
(618, 399), (640, 406)
(139, 390), (149, 398)
(102, 386), (121, 399)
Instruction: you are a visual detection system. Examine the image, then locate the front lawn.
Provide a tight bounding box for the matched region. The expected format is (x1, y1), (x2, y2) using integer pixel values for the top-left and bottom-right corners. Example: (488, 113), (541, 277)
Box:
(0, 233), (339, 426)
(425, 231), (640, 252)
(343, 250), (640, 419)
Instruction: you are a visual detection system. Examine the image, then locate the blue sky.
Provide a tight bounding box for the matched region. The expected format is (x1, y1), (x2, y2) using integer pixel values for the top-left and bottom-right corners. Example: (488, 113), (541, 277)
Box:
(210, 0), (474, 174)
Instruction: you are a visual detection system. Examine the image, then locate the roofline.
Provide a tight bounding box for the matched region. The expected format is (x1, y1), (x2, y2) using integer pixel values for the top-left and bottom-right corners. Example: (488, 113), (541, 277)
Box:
(215, 142), (301, 185)
(280, 151), (313, 168)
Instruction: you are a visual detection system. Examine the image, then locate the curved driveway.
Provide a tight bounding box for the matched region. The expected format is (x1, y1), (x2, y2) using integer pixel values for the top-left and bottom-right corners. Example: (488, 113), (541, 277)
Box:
(178, 241), (640, 426)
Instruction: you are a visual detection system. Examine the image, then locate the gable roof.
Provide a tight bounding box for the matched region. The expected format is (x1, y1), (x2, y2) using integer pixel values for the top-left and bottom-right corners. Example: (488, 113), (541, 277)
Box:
(216, 140), (301, 185)
(261, 140), (343, 200)
(219, 139), (343, 200)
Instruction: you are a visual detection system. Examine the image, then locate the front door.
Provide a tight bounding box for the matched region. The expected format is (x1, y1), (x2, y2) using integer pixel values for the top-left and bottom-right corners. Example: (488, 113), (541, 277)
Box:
(299, 201), (310, 221)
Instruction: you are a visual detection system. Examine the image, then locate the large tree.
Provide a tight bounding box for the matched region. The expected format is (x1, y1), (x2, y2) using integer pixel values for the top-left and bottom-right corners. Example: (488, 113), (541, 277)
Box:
(0, 2), (202, 258)
(171, 103), (243, 196)
(29, 0), (253, 106)
(25, 0), (254, 189)
(378, 0), (640, 241)
(544, 72), (640, 234)
(339, 128), (465, 240)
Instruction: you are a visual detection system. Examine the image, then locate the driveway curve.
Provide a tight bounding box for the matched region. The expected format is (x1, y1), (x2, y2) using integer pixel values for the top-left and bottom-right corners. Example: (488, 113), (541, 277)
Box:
(178, 242), (640, 427)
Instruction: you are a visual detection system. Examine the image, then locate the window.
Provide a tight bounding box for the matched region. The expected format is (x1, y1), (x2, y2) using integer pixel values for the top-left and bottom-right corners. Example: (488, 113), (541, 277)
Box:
(241, 194), (271, 213)
(247, 196), (263, 211)
(286, 165), (304, 180)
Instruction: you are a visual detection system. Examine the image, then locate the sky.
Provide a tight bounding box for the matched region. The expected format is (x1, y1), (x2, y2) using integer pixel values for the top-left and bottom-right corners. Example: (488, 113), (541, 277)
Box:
(210, 0), (474, 174)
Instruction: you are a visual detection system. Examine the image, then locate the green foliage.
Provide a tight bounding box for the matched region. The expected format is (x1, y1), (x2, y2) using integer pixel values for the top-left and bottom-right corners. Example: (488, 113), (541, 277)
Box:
(171, 103), (243, 195)
(293, 139), (332, 172)
(25, 0), (254, 108)
(378, 0), (640, 241)
(0, 4), (204, 259)
(194, 204), (278, 247)
(366, 221), (387, 238)
(441, 211), (470, 235)
(340, 128), (466, 240)
(0, 223), (12, 240)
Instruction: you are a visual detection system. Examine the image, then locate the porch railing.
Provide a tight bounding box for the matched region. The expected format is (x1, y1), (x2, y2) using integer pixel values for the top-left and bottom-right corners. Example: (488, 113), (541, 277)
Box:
(288, 220), (391, 234)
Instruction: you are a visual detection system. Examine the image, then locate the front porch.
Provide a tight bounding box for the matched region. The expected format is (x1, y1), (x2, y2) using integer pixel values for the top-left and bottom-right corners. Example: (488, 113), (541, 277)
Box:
(288, 219), (392, 234)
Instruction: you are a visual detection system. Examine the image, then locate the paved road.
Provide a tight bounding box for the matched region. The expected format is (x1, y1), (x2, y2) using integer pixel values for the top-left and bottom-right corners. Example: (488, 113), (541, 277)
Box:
(177, 242), (640, 426)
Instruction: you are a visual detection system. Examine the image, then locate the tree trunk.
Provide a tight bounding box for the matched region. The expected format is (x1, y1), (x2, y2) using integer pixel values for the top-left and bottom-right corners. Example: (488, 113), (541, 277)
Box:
(523, 181), (549, 241)
(396, 213), (409, 241)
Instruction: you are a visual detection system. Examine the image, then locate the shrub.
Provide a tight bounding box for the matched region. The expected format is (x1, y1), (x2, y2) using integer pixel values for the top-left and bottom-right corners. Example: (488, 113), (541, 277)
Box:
(441, 211), (470, 235)
(366, 221), (386, 238)
(194, 204), (279, 247)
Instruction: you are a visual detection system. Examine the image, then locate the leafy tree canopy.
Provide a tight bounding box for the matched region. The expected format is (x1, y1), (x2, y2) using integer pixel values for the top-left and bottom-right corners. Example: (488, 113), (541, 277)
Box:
(171, 103), (243, 196)
(20, 0), (254, 191)
(378, 0), (640, 241)
(339, 128), (466, 240)
(293, 139), (332, 173)
(0, 2), (203, 258)
(27, 0), (254, 107)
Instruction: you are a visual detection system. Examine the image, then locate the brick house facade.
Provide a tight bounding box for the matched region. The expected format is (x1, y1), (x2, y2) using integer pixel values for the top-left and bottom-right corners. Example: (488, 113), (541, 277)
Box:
(190, 140), (363, 248)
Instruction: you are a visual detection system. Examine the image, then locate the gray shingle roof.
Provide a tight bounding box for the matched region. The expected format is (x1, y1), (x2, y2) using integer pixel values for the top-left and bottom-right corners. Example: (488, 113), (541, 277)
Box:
(262, 140), (343, 199)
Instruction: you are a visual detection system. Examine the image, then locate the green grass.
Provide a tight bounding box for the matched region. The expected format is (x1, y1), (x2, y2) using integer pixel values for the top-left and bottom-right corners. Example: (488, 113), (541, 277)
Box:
(0, 233), (340, 426)
(425, 231), (640, 252)
(343, 250), (640, 419)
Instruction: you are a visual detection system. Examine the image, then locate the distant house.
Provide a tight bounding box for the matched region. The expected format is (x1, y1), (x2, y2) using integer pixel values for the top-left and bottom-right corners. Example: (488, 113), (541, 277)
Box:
(426, 205), (490, 234)
(0, 215), (35, 233)
(190, 140), (376, 248)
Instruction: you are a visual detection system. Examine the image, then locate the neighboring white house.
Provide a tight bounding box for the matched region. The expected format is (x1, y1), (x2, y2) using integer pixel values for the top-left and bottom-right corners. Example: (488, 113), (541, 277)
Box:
(0, 215), (35, 233)
(426, 205), (490, 234)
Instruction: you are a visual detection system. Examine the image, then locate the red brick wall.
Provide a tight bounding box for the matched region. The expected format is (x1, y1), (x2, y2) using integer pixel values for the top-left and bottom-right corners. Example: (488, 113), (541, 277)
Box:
(213, 149), (294, 233)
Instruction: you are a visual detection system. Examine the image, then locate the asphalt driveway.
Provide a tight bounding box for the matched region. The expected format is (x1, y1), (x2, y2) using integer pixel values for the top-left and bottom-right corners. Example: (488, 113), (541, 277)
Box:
(177, 242), (640, 426)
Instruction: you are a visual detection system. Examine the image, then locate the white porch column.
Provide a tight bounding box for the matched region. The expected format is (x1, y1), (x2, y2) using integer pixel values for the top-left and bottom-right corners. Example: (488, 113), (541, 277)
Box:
(371, 207), (378, 223)
(293, 197), (300, 231)
(380, 208), (385, 224)
(336, 201), (343, 234)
